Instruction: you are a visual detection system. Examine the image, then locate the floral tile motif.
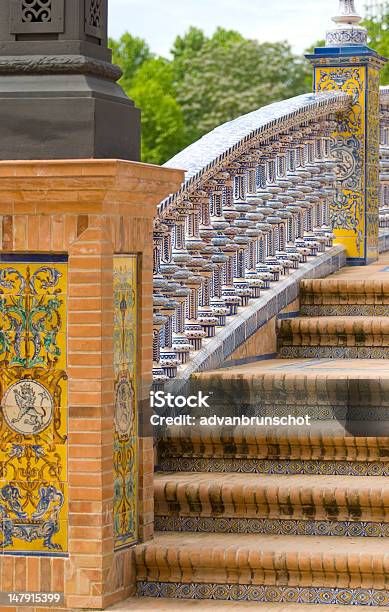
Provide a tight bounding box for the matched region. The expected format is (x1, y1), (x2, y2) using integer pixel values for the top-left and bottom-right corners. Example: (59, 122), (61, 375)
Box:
(0, 260), (68, 555)
(113, 256), (138, 549)
(0, 443), (67, 482)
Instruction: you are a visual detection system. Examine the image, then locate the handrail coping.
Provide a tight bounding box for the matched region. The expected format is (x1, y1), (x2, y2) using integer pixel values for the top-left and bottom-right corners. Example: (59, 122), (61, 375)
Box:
(159, 91), (352, 217)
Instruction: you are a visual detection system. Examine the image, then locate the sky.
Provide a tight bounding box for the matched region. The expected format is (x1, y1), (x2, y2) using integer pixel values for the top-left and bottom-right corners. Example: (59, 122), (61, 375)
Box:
(107, 0), (360, 57)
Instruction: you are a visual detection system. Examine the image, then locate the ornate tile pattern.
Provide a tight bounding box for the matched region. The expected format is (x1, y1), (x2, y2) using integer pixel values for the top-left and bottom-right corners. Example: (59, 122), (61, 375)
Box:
(0, 259), (68, 555)
(366, 67), (380, 261)
(138, 582), (389, 606)
(113, 256), (138, 549)
(155, 516), (389, 537)
(159, 457), (389, 476)
(312, 54), (386, 264)
(316, 66), (366, 261)
(279, 346), (389, 359)
(300, 304), (389, 316)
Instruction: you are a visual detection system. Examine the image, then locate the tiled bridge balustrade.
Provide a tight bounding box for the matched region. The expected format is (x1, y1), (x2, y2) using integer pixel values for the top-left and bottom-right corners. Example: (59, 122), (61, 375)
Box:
(151, 85), (389, 386)
(152, 90), (387, 387)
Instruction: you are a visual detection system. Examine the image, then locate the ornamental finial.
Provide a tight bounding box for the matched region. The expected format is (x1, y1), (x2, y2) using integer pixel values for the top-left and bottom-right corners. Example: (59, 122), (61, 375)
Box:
(326, 0), (368, 46)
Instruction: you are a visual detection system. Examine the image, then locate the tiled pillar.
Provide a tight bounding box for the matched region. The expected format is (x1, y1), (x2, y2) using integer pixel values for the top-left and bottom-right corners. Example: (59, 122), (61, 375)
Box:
(308, 48), (386, 264)
(0, 160), (184, 609)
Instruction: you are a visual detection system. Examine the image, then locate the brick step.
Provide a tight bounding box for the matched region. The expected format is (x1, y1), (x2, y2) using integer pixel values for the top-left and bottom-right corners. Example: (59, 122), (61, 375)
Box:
(158, 422), (389, 476)
(278, 316), (389, 358)
(300, 278), (389, 317)
(108, 597), (373, 610)
(135, 532), (389, 604)
(154, 472), (389, 531)
(190, 359), (389, 419)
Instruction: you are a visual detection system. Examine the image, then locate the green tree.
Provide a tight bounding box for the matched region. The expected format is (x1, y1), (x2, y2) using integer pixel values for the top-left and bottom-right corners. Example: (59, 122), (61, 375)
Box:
(110, 28), (308, 164)
(364, 12), (389, 84)
(171, 26), (207, 80)
(130, 58), (187, 165)
(109, 33), (153, 91)
(175, 30), (307, 141)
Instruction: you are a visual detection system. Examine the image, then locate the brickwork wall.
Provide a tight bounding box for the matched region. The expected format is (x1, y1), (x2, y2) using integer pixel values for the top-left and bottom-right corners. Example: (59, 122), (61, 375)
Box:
(0, 160), (184, 610)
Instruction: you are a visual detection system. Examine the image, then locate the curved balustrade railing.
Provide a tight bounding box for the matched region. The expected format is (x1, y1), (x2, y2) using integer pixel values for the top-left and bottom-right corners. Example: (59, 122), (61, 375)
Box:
(152, 91), (353, 385)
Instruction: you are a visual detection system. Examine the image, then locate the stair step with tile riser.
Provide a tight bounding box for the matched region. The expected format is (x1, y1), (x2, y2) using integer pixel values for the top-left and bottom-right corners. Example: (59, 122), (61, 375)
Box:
(190, 358), (389, 421)
(135, 532), (389, 605)
(300, 278), (389, 316)
(278, 316), (389, 359)
(158, 422), (389, 476)
(154, 472), (389, 535)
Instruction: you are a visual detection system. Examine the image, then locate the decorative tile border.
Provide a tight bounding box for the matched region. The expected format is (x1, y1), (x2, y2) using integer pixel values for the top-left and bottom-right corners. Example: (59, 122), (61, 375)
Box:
(158, 457), (389, 476)
(113, 255), (138, 549)
(279, 347), (389, 359)
(138, 581), (389, 606)
(155, 516), (389, 538)
(300, 305), (389, 316)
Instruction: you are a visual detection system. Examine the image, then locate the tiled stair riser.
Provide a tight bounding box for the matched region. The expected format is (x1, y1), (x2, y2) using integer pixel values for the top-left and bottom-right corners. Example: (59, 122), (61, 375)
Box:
(186, 372), (389, 422)
(158, 417), (389, 475)
(154, 470), (389, 537)
(301, 305), (389, 316)
(137, 582), (389, 606)
(158, 456), (389, 476)
(280, 346), (389, 358)
(154, 515), (389, 537)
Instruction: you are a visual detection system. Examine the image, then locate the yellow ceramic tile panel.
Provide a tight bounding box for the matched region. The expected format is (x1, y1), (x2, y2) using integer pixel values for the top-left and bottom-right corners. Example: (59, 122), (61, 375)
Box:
(0, 260), (68, 554)
(315, 66), (366, 259)
(0, 442), (67, 482)
(113, 255), (138, 549)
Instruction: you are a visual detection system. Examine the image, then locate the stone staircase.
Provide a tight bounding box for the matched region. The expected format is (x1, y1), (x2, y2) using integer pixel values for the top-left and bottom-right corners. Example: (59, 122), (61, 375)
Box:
(133, 256), (389, 608)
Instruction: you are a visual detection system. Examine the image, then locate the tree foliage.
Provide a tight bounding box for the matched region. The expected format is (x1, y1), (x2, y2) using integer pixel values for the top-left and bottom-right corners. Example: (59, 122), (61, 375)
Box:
(109, 33), (153, 91)
(364, 12), (389, 84)
(175, 30), (307, 141)
(130, 58), (187, 165)
(110, 28), (308, 165)
(110, 16), (389, 165)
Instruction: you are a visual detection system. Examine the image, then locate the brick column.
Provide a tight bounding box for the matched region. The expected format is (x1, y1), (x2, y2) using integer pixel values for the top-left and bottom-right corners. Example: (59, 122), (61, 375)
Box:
(0, 160), (184, 610)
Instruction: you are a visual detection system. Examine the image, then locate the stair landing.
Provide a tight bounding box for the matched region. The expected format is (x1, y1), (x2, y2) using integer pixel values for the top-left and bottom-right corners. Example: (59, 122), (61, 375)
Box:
(330, 252), (389, 280)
